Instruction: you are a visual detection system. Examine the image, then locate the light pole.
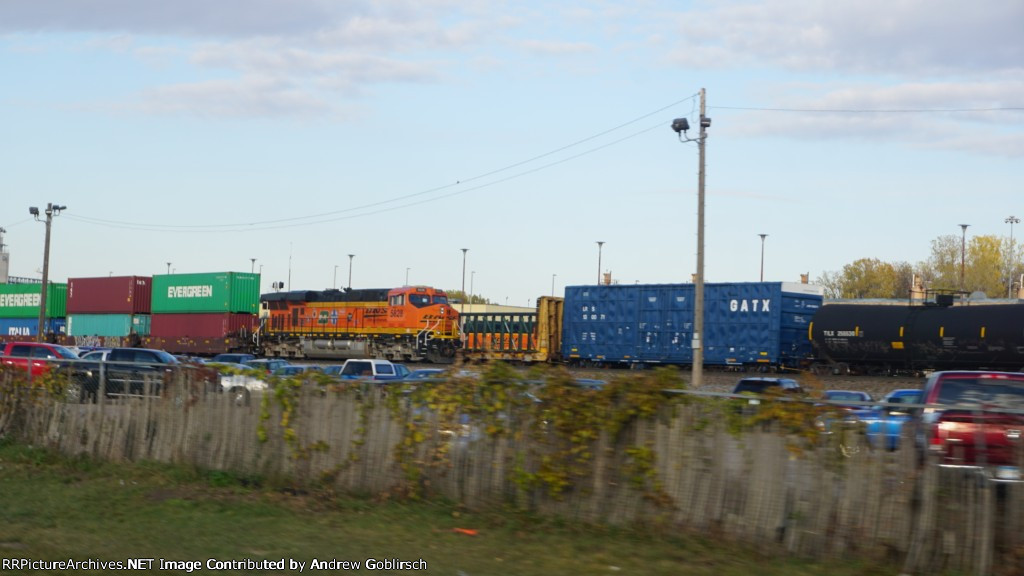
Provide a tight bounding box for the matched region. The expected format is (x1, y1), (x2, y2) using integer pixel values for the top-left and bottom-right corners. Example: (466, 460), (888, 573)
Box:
(460, 248), (469, 313)
(166, 262), (171, 274)
(29, 203), (66, 343)
(470, 270), (475, 304)
(596, 241), (605, 285)
(347, 254), (354, 290)
(405, 267), (410, 286)
(250, 258), (256, 273)
(672, 87), (710, 388)
(958, 224), (969, 290)
(333, 265), (339, 289)
(758, 234), (768, 282)
(551, 273), (557, 297)
(1007, 216), (1020, 298)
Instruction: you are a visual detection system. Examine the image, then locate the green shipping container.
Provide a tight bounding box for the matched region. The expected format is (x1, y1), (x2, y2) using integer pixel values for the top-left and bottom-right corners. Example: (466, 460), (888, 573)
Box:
(67, 314), (151, 337)
(0, 283), (67, 319)
(151, 272), (260, 314)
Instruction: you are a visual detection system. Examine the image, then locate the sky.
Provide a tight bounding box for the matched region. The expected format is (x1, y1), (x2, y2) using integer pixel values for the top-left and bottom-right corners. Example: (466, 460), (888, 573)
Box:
(1, 0), (1022, 307)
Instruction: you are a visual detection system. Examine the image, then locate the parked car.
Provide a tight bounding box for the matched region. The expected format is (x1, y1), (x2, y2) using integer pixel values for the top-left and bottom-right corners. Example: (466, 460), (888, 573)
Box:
(272, 365), (323, 377)
(393, 363), (412, 379)
(243, 358), (292, 373)
(337, 359), (402, 381)
(860, 388), (920, 451)
(209, 362), (269, 405)
(74, 347), (181, 402)
(212, 352), (256, 364)
(732, 377), (804, 398)
(914, 371), (1024, 482)
(820, 390), (874, 410)
(1, 341), (79, 378)
(403, 368), (447, 382)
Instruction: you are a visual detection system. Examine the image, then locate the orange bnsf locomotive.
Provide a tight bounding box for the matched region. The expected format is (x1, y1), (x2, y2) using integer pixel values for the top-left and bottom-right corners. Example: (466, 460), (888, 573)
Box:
(257, 286), (460, 363)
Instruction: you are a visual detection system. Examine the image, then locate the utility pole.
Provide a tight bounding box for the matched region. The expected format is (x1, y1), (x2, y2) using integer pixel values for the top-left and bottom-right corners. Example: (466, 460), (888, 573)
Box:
(959, 224), (969, 290)
(31, 203), (66, 342)
(693, 88), (707, 389)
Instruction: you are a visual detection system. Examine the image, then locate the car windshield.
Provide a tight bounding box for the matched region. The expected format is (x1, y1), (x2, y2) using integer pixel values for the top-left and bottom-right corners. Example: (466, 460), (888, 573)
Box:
(935, 377), (1024, 410)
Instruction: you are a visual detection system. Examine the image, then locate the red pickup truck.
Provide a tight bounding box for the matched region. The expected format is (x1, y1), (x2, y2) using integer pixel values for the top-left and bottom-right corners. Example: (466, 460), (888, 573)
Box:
(917, 370), (1024, 482)
(0, 341), (80, 378)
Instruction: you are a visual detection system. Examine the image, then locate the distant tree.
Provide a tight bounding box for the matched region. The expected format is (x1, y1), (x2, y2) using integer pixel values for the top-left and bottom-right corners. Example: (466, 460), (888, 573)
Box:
(835, 258), (908, 299)
(924, 234), (960, 291)
(446, 290), (490, 305)
(814, 270), (842, 299)
(924, 234), (1006, 297)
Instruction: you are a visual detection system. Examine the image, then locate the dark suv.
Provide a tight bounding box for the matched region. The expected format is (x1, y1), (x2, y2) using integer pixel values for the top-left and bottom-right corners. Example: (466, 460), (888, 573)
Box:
(732, 377), (804, 395)
(74, 347), (180, 401)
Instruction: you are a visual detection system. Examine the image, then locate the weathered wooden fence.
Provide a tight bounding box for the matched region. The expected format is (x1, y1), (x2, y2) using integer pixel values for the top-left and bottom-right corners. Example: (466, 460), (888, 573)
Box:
(1, 371), (1022, 576)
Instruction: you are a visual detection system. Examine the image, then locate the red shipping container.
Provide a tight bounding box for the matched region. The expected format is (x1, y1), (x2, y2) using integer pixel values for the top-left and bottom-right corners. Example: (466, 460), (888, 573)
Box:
(149, 313), (257, 339)
(67, 276), (152, 314)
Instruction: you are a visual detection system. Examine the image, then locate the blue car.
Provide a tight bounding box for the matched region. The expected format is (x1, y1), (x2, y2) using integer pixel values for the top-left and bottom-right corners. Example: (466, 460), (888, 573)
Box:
(860, 388), (921, 450)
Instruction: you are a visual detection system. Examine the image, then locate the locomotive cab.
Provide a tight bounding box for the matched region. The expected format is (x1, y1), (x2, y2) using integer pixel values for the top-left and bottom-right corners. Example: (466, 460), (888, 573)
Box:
(386, 286), (460, 354)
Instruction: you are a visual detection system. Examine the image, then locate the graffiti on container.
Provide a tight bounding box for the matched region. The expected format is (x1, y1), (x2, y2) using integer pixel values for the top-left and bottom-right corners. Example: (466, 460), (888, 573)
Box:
(72, 335), (128, 348)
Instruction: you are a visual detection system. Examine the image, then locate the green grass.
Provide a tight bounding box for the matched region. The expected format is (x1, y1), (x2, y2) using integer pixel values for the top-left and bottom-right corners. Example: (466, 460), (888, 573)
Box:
(0, 439), (897, 576)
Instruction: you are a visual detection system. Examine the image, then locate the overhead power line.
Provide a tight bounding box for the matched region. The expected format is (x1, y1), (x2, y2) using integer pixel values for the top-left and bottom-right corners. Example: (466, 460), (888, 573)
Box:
(61, 94), (701, 233)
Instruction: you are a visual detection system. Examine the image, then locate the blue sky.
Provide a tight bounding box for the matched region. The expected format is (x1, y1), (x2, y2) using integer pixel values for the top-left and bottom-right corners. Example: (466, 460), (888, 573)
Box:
(1, 0), (1022, 306)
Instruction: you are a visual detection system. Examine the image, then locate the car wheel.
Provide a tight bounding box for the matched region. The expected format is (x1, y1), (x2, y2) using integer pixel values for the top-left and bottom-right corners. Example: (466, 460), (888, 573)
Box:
(229, 387), (251, 407)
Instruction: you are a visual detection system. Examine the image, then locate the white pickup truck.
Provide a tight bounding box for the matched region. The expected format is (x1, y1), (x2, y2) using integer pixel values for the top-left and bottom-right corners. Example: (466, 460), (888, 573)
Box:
(335, 359), (404, 381)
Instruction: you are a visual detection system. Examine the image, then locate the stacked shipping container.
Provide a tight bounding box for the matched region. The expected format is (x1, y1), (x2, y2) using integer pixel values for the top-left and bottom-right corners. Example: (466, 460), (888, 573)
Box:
(66, 276), (152, 338)
(0, 283), (68, 339)
(146, 272), (260, 354)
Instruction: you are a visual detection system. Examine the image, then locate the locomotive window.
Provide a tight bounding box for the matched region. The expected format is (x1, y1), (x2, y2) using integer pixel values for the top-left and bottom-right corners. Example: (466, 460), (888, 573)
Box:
(410, 294), (430, 308)
(432, 295), (448, 304)
(391, 294), (405, 306)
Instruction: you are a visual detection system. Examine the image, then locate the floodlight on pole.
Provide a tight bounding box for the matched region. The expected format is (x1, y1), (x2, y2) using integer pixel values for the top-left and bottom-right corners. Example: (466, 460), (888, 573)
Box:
(1007, 214), (1015, 295)
(596, 241), (605, 284)
(29, 203), (67, 343)
(347, 254), (354, 290)
(758, 234), (768, 282)
(672, 88), (710, 388)
(460, 248), (469, 313)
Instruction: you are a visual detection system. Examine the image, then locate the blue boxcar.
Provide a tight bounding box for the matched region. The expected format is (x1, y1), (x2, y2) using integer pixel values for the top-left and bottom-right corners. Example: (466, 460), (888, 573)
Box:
(0, 317), (67, 339)
(561, 282), (823, 369)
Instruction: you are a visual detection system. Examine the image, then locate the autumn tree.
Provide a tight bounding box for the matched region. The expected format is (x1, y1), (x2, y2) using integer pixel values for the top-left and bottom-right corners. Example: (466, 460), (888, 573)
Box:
(832, 258), (914, 299)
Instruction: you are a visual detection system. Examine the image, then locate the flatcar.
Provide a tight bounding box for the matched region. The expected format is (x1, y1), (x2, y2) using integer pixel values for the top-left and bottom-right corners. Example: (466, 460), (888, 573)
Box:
(809, 300), (1024, 375)
(257, 285), (459, 363)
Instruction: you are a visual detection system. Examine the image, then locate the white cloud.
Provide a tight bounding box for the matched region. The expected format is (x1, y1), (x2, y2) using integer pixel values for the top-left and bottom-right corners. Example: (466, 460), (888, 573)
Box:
(139, 76), (331, 118)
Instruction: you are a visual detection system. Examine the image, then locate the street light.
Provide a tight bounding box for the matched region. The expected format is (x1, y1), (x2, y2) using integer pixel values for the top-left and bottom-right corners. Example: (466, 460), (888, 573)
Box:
(347, 254), (354, 290)
(596, 241), (605, 285)
(1007, 216), (1020, 298)
(958, 224), (969, 290)
(758, 234), (768, 282)
(460, 249), (469, 313)
(333, 265), (339, 289)
(672, 87), (711, 388)
(470, 270), (476, 305)
(166, 262), (171, 274)
(250, 258), (256, 273)
(551, 273), (557, 296)
(405, 267), (410, 286)
(29, 203), (66, 342)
